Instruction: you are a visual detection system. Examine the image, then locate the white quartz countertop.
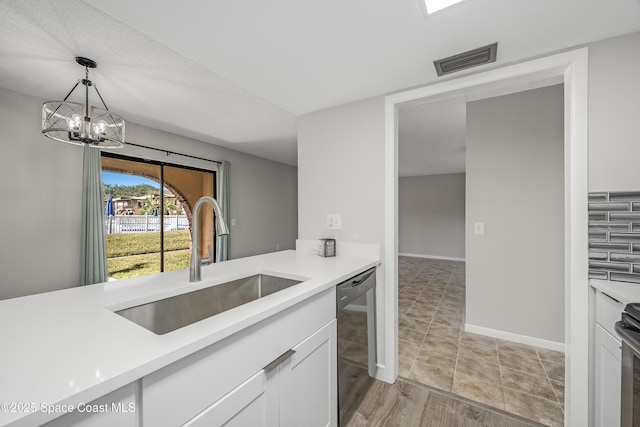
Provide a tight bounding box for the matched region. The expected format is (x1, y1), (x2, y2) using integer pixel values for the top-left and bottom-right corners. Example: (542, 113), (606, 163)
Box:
(590, 278), (640, 305)
(0, 249), (379, 427)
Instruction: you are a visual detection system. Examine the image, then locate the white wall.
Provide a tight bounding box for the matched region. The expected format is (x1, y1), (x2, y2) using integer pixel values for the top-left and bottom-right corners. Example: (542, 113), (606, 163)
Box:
(398, 173), (465, 259)
(298, 97), (385, 244)
(297, 96), (387, 369)
(588, 31), (640, 192)
(0, 87), (297, 300)
(465, 85), (565, 343)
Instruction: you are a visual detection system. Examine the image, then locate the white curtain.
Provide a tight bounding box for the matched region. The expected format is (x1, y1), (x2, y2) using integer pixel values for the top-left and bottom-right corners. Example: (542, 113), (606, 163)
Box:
(216, 160), (230, 262)
(80, 145), (108, 285)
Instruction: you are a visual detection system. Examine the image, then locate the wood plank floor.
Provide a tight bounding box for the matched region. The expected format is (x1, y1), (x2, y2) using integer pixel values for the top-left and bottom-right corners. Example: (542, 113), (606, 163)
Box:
(339, 359), (544, 427)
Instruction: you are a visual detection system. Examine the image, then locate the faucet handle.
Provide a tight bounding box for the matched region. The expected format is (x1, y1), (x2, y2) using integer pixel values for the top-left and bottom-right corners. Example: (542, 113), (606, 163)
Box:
(200, 244), (213, 266)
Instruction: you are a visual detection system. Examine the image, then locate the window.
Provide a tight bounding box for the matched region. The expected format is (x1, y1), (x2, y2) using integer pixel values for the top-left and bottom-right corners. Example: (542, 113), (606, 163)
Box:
(102, 153), (216, 280)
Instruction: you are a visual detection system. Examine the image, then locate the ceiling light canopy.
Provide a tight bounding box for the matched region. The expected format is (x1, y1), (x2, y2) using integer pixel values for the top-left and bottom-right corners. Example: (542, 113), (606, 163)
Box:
(42, 57), (125, 149)
(423, 0), (465, 14)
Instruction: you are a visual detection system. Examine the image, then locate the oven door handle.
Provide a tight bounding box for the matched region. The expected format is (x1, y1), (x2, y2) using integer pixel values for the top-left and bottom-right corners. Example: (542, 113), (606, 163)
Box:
(616, 321), (640, 351)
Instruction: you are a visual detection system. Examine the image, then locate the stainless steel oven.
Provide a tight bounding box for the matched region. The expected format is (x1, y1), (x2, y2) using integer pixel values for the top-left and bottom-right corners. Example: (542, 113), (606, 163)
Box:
(616, 303), (640, 427)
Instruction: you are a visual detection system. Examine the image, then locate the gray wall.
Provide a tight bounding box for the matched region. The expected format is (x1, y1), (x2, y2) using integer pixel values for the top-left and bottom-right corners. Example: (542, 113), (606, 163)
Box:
(0, 87), (297, 300)
(588, 31), (640, 192)
(465, 85), (565, 343)
(0, 87), (84, 299)
(398, 173), (465, 259)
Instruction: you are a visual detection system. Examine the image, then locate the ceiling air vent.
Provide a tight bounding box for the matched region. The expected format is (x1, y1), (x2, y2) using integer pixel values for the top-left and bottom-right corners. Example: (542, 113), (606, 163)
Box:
(433, 42), (498, 77)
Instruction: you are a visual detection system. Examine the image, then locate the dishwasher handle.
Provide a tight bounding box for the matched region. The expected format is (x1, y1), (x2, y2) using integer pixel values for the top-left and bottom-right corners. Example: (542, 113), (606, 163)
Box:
(346, 268), (375, 287)
(336, 267), (376, 311)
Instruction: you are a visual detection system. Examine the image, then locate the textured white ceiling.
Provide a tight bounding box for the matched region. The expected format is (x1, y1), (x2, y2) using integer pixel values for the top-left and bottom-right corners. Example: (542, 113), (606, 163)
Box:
(0, 0), (298, 164)
(1, 0), (639, 166)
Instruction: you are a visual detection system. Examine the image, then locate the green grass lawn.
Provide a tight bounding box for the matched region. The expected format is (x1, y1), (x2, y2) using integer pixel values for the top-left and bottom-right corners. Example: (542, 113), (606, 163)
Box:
(106, 230), (191, 257)
(107, 249), (191, 279)
(106, 230), (192, 279)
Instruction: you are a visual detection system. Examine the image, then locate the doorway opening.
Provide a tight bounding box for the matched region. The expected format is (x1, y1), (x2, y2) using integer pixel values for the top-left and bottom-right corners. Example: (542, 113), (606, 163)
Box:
(396, 83), (565, 424)
(384, 49), (589, 426)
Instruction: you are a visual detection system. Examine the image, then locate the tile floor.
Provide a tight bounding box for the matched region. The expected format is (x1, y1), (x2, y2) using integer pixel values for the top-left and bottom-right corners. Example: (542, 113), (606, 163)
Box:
(397, 256), (565, 427)
(338, 256), (566, 427)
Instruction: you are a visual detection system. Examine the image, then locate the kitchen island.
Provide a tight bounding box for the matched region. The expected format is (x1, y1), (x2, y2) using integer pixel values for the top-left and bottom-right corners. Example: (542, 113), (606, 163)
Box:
(0, 244), (379, 426)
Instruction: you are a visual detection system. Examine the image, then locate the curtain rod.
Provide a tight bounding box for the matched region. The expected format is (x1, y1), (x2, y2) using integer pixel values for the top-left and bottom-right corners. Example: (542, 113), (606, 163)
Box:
(125, 142), (222, 165)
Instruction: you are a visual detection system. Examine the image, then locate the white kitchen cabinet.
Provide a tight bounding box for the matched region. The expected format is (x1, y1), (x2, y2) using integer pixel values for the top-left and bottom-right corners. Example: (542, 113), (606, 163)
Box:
(182, 319), (337, 427)
(595, 324), (621, 427)
(184, 319), (338, 427)
(183, 370), (271, 427)
(594, 290), (623, 427)
(278, 319), (337, 427)
(142, 288), (336, 427)
(42, 383), (138, 427)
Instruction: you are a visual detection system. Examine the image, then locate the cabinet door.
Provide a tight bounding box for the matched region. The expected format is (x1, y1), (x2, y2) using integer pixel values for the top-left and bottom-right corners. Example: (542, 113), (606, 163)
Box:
(595, 324), (622, 427)
(279, 319), (337, 427)
(183, 370), (271, 427)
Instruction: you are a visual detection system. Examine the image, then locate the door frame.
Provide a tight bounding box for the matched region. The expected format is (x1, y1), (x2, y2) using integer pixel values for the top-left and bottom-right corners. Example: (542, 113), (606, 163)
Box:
(383, 48), (589, 426)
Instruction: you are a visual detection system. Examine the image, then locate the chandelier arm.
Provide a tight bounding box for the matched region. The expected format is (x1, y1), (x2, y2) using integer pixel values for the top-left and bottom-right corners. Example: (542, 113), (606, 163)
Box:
(93, 85), (110, 111)
(44, 82), (81, 123)
(62, 81), (80, 102)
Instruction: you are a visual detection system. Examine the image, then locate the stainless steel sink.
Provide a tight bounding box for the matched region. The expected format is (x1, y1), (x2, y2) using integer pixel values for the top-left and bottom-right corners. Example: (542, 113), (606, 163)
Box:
(115, 274), (303, 335)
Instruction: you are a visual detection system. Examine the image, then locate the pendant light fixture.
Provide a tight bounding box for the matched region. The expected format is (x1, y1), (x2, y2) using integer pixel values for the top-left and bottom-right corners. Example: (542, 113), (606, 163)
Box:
(42, 56), (125, 148)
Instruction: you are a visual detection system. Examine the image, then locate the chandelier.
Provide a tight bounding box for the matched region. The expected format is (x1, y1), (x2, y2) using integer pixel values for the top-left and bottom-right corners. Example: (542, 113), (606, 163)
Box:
(42, 57), (125, 148)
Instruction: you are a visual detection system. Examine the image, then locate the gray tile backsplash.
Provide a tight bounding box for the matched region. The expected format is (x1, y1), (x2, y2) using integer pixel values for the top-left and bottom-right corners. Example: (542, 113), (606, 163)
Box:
(589, 191), (640, 283)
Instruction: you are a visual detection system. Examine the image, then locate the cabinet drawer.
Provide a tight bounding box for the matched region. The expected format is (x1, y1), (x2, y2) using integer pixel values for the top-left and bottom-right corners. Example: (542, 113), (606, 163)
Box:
(596, 290), (624, 339)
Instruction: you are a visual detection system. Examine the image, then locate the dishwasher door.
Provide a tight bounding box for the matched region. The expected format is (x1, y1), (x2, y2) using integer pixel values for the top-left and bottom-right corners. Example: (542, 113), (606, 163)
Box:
(336, 267), (377, 377)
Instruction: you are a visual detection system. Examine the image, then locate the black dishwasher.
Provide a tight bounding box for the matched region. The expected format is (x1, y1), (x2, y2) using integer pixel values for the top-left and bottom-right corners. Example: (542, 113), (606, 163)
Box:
(336, 267), (377, 424)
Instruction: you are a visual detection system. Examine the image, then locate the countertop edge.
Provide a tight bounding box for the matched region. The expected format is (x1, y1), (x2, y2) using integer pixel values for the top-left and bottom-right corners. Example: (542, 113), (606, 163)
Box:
(590, 278), (640, 305)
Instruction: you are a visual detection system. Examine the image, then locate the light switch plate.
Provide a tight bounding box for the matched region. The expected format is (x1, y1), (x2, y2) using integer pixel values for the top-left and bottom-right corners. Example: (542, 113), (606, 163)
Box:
(474, 222), (485, 235)
(327, 214), (342, 230)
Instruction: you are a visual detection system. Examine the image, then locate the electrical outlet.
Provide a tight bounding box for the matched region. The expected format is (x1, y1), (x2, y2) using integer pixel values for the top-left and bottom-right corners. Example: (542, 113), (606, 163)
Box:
(327, 214), (342, 230)
(231, 218), (236, 227)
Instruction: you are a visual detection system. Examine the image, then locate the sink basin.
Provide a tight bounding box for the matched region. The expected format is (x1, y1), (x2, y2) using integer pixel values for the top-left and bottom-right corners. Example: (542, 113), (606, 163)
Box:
(115, 274), (303, 335)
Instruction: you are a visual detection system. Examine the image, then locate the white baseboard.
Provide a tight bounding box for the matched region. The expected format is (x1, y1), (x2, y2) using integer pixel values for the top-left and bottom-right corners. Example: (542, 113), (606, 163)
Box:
(399, 252), (465, 262)
(464, 323), (565, 353)
(372, 362), (395, 384)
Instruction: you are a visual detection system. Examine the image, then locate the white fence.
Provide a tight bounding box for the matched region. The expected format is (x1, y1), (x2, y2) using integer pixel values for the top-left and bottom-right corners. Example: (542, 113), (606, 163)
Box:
(105, 215), (189, 234)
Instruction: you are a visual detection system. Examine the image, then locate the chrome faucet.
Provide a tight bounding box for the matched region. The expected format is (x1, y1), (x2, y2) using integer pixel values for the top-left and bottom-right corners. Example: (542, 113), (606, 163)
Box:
(189, 196), (230, 282)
